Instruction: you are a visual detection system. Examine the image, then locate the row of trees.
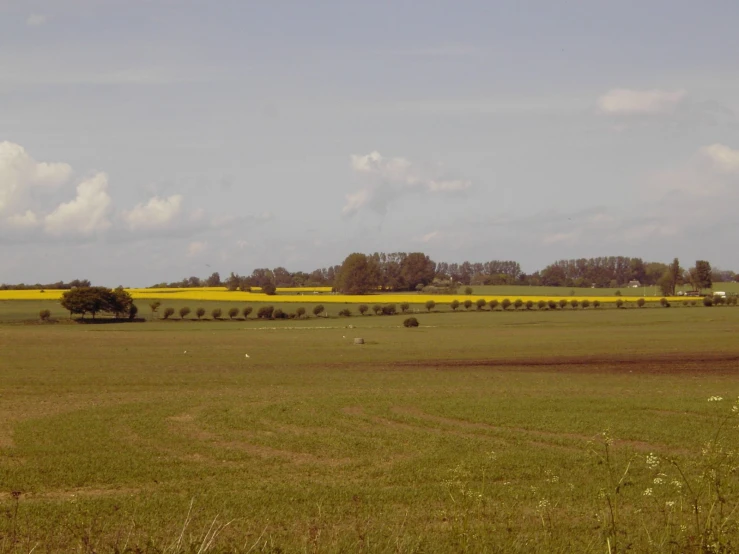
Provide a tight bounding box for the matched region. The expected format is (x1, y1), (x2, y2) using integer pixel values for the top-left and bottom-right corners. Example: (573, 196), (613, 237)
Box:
(60, 287), (137, 319)
(1, 279), (91, 291)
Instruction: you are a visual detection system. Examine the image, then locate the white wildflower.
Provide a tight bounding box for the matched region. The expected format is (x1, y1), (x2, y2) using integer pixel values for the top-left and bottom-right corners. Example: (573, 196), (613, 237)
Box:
(653, 477), (665, 485)
(646, 453), (660, 469)
(671, 480), (683, 489)
(708, 396), (723, 402)
(643, 488), (653, 497)
(537, 499), (550, 510)
(666, 501), (675, 508)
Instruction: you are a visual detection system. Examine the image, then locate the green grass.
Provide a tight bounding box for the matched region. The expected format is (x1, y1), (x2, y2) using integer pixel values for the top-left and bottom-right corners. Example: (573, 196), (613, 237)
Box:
(1, 305), (739, 552)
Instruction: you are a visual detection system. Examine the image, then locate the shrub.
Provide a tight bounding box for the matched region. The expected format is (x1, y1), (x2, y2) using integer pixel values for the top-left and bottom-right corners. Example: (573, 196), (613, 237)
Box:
(39, 309), (51, 321)
(228, 307), (239, 319)
(476, 298), (486, 310)
(489, 299), (499, 310)
(593, 300), (601, 308)
(373, 304), (383, 315)
(581, 299), (590, 309)
(570, 299), (578, 309)
(691, 300), (697, 307)
(128, 304), (138, 320)
(537, 300), (546, 310)
(382, 304), (397, 315)
(548, 300), (557, 310)
(637, 298), (646, 308)
(358, 304), (369, 315)
(273, 308), (287, 319)
(262, 283), (277, 295)
(464, 287), (473, 295)
(211, 308), (222, 319)
(338, 308), (352, 317)
(514, 299), (523, 310)
(400, 302), (410, 313)
(463, 299), (473, 310)
(163, 307), (175, 319)
(614, 290), (622, 296)
(616, 299), (624, 309)
(296, 307), (306, 318)
(313, 304), (325, 317)
(403, 317), (419, 328)
(425, 300), (436, 312)
(257, 306), (274, 319)
(526, 300), (534, 310)
(728, 296), (738, 306)
(450, 300), (460, 311)
(243, 306), (253, 319)
(179, 307), (191, 319)
(558, 299), (567, 309)
(714, 295), (726, 306)
(501, 298), (511, 310)
(196, 307), (205, 319)
(703, 295), (713, 307)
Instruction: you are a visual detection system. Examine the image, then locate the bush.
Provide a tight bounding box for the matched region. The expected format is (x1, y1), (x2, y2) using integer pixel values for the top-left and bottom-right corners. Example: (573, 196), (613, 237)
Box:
(548, 300), (557, 310)
(489, 299), (499, 310)
(382, 304), (397, 315)
(373, 304), (383, 315)
(128, 304), (138, 320)
(501, 299), (511, 310)
(514, 299), (523, 310)
(338, 308), (352, 317)
(581, 299), (590, 309)
(179, 307), (191, 319)
(258, 306), (275, 319)
(358, 304), (369, 315)
(296, 307), (306, 318)
(39, 309), (51, 321)
(526, 300), (534, 310)
(464, 287), (473, 295)
(570, 299), (578, 309)
(243, 306), (253, 319)
(660, 297), (669, 307)
(403, 317), (419, 328)
(558, 299), (568, 309)
(400, 302), (410, 313)
(313, 304), (325, 317)
(637, 298), (646, 308)
(425, 300), (435, 312)
(463, 299), (473, 310)
(450, 300), (460, 311)
(211, 308), (222, 319)
(714, 295), (726, 306)
(593, 300), (601, 308)
(262, 283), (277, 295)
(476, 298), (486, 310)
(273, 308), (287, 319)
(615, 299), (624, 309)
(614, 290), (622, 296)
(228, 307), (239, 319)
(163, 307), (175, 319)
(703, 295), (713, 307)
(196, 307), (206, 319)
(537, 300), (546, 310)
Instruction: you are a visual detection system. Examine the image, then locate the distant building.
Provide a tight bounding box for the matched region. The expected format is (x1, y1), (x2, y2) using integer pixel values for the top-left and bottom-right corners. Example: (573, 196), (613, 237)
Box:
(627, 280), (641, 288)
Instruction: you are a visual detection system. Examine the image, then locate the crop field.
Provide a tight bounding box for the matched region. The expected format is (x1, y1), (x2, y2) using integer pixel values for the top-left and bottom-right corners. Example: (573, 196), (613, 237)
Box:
(1, 304), (739, 552)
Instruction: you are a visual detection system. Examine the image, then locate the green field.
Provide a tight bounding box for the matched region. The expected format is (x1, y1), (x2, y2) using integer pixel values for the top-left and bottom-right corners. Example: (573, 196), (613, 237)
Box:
(1, 304), (739, 552)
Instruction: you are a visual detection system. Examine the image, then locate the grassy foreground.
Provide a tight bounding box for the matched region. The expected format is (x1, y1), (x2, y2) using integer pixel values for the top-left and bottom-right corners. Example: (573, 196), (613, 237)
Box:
(1, 307), (739, 552)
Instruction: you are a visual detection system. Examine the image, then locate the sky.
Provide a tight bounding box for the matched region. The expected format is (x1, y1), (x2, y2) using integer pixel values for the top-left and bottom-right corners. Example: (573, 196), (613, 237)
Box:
(1, 0), (739, 286)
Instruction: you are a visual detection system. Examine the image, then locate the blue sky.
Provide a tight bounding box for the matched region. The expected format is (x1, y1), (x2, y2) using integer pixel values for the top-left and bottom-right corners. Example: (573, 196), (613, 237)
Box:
(2, 0), (738, 285)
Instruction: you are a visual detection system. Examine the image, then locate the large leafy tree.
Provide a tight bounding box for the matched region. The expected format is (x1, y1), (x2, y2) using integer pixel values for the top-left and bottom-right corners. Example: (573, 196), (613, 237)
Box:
(60, 286), (133, 319)
(694, 260), (712, 292)
(400, 252), (436, 291)
(334, 253), (380, 294)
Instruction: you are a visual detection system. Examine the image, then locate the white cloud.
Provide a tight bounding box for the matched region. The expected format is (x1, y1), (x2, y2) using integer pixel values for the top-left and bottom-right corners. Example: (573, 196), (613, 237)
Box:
(6, 210), (39, 229)
(187, 241), (207, 257)
(699, 144), (739, 174)
(419, 231), (440, 243)
(597, 89), (686, 115)
(345, 151), (471, 215)
(0, 141), (72, 215)
(44, 172), (112, 236)
(543, 231), (578, 245)
(122, 194), (183, 230)
(26, 14), (49, 26)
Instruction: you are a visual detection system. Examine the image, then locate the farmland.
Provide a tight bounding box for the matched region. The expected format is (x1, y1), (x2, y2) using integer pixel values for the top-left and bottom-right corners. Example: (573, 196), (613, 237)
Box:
(1, 301), (739, 552)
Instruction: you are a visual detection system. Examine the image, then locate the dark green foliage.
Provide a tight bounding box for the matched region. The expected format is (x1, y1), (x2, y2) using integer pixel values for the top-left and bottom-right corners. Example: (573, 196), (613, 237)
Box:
(243, 306), (253, 319)
(258, 306), (275, 319)
(425, 300), (435, 312)
(514, 299), (523, 310)
(476, 299), (486, 310)
(537, 300), (546, 309)
(464, 287), (473, 295)
(570, 299), (578, 309)
(616, 299), (624, 308)
(149, 301), (161, 317)
(695, 260), (712, 292)
(373, 304), (383, 315)
(548, 300), (557, 310)
(261, 283), (277, 295)
(335, 253), (380, 294)
(581, 299), (590, 309)
(39, 309), (51, 321)
(228, 307), (239, 319)
(382, 304), (397, 315)
(403, 317), (419, 328)
(489, 299), (499, 310)
(211, 308), (222, 319)
(273, 308), (287, 319)
(593, 300), (601, 308)
(196, 307), (206, 319)
(450, 300), (460, 311)
(463, 299), (473, 310)
(400, 302), (410, 313)
(358, 304), (369, 315)
(163, 307), (175, 319)
(338, 308), (352, 317)
(526, 300), (534, 310)
(179, 307), (191, 319)
(313, 305), (325, 317)
(128, 303), (138, 320)
(60, 286), (134, 319)
(296, 307), (306, 318)
(637, 298), (645, 308)
(501, 299), (511, 310)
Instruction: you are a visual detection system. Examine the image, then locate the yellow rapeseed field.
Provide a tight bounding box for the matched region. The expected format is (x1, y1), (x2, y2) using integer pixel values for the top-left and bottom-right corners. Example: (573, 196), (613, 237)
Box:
(0, 288), (687, 304)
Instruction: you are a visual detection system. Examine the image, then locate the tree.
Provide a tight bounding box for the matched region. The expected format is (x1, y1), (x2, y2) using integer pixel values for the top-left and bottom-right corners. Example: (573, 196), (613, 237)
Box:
(450, 300), (460, 311)
(526, 300), (534, 310)
(338, 308), (352, 317)
(570, 299), (578, 309)
(476, 298), (486, 310)
(149, 301), (161, 320)
(109, 287), (134, 318)
(558, 299), (567, 309)
(296, 307), (306, 318)
(334, 253), (380, 294)
(196, 307), (206, 319)
(382, 304), (397, 315)
(464, 287), (473, 295)
(180, 307), (191, 319)
(372, 304), (383, 315)
(243, 306), (253, 319)
(205, 272), (221, 287)
(695, 260), (712, 292)
(463, 299), (473, 310)
(403, 317), (419, 328)
(128, 304), (138, 320)
(514, 299), (523, 310)
(228, 307), (239, 319)
(212, 308), (222, 319)
(313, 304), (325, 317)
(261, 283), (277, 295)
(593, 300), (601, 309)
(163, 307), (175, 319)
(400, 302), (410, 313)
(637, 298), (645, 308)
(258, 306), (275, 319)
(358, 304), (369, 315)
(400, 253), (435, 291)
(39, 309), (51, 321)
(425, 300), (435, 312)
(581, 299), (590, 309)
(548, 300), (557, 310)
(537, 300), (546, 309)
(703, 295), (713, 307)
(489, 299), (499, 310)
(616, 299), (624, 308)
(60, 286), (128, 320)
